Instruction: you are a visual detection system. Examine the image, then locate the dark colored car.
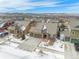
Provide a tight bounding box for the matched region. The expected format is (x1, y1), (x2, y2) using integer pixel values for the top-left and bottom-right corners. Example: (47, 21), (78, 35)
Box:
(0, 32), (8, 37)
(74, 43), (79, 51)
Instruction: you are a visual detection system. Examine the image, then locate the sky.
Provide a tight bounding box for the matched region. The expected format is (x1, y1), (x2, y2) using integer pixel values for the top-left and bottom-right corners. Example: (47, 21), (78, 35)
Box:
(0, 0), (79, 13)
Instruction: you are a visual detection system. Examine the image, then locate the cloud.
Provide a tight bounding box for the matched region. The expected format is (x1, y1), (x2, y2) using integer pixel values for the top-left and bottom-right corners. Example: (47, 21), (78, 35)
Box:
(0, 0), (78, 13)
(0, 0), (62, 12)
(63, 2), (79, 13)
(0, 0), (62, 9)
(0, 0), (35, 12)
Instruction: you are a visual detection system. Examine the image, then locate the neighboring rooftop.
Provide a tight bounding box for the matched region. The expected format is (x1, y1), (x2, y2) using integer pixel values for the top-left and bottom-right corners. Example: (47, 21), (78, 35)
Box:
(29, 22), (57, 36)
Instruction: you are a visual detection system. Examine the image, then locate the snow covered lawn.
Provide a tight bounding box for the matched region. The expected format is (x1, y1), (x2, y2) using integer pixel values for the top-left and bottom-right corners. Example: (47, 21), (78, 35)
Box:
(0, 35), (64, 59)
(0, 42), (64, 59)
(0, 45), (31, 59)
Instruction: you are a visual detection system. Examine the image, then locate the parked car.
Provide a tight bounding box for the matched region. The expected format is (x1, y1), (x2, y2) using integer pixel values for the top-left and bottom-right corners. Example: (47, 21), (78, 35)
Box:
(74, 43), (79, 51)
(0, 32), (8, 37)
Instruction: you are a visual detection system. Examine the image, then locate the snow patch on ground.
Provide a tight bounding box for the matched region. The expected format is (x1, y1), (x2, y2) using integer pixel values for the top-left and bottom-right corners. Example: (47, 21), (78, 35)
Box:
(0, 35), (64, 59)
(39, 40), (64, 52)
(0, 45), (31, 59)
(0, 44), (64, 59)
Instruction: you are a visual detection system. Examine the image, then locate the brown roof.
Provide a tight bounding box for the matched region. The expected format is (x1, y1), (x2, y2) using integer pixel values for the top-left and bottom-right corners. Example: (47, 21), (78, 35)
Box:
(29, 22), (57, 35)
